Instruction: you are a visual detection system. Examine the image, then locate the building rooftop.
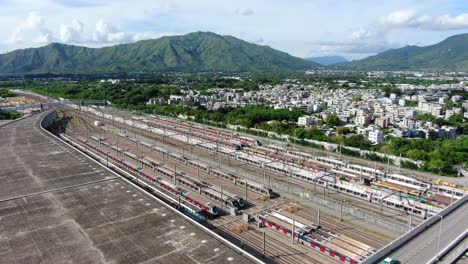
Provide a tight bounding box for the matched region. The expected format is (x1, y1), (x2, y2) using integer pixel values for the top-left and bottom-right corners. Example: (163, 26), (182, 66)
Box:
(0, 112), (255, 264)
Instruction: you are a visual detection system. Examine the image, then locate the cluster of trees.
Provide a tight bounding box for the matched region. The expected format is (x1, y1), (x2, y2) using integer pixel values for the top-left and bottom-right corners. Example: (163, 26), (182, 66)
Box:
(382, 87), (402, 97)
(417, 113), (467, 134)
(225, 107), (303, 127)
(0, 88), (13, 97)
(376, 137), (467, 175)
(28, 82), (183, 106)
(0, 111), (22, 120)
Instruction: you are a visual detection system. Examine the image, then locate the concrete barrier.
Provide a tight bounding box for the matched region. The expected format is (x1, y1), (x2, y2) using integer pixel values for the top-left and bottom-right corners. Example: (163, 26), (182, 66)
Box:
(361, 194), (468, 264)
(429, 230), (468, 264)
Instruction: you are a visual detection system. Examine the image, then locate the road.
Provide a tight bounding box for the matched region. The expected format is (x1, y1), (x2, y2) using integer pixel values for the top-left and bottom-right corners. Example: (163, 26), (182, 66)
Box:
(391, 199), (468, 264)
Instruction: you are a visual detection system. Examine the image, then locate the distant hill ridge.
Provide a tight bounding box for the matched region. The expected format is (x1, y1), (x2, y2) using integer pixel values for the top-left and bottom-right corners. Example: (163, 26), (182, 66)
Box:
(335, 33), (468, 71)
(305, 55), (348, 66)
(0, 31), (319, 74)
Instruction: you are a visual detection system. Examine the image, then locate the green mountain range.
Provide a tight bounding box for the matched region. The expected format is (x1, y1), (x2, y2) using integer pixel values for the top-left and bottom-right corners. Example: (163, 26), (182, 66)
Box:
(336, 33), (468, 71)
(0, 32), (318, 74)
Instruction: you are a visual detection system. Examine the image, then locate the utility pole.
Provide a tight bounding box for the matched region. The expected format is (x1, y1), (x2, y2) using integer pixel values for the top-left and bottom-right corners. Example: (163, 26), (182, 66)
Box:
(340, 200), (343, 221)
(245, 183), (248, 203)
(263, 232), (266, 259)
(450, 187), (455, 204)
(221, 185), (223, 211)
(399, 153), (402, 172)
(323, 183), (326, 199)
(292, 219), (295, 244)
(408, 215), (413, 231)
(386, 155), (390, 174)
(178, 195), (181, 210)
(174, 165), (177, 185)
(360, 167), (363, 184)
(339, 143), (342, 160)
(317, 209), (320, 226)
(136, 169), (139, 186)
(263, 168), (266, 184)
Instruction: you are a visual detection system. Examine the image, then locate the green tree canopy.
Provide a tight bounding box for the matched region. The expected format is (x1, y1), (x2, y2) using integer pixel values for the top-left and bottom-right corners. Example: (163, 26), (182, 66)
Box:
(325, 114), (340, 127)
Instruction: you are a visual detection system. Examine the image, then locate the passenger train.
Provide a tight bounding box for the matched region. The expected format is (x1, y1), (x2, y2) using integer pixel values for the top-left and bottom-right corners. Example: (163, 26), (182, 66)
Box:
(86, 135), (246, 210)
(110, 134), (274, 197)
(60, 134), (220, 215)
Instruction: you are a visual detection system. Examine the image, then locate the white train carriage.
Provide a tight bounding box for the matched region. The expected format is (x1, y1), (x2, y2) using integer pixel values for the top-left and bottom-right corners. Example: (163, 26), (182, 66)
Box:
(185, 159), (210, 173)
(432, 185), (465, 199)
(264, 162), (330, 188)
(236, 179), (273, 197)
(384, 174), (431, 190)
(209, 168), (237, 184)
(151, 177), (219, 215)
(286, 149), (314, 161)
(142, 156), (159, 168)
(347, 164), (385, 178)
(263, 145), (285, 153)
(153, 165), (175, 179)
(89, 135), (101, 142)
(167, 152), (186, 163)
(315, 156), (348, 168)
(331, 181), (372, 200)
(123, 151), (139, 161)
(237, 155), (264, 166)
(331, 168), (372, 185)
(152, 145), (168, 155)
(117, 132), (128, 138)
(200, 187), (244, 209)
(139, 141), (153, 149)
(110, 145), (124, 153)
(196, 142), (217, 152)
(127, 137), (138, 143)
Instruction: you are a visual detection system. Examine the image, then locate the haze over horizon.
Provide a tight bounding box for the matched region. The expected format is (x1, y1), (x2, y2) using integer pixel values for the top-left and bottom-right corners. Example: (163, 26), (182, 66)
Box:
(1, 0), (468, 60)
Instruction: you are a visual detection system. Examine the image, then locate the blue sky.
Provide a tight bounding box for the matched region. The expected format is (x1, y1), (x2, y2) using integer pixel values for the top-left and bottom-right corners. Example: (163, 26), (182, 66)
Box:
(1, 0), (468, 59)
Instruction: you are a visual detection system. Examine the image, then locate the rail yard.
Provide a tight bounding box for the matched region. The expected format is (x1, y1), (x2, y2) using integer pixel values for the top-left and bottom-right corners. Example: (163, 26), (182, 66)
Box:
(37, 104), (466, 264)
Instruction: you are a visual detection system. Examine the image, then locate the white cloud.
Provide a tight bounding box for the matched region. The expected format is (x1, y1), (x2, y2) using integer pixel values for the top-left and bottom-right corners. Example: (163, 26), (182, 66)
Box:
(380, 10), (417, 27)
(381, 10), (468, 30)
(93, 19), (133, 43)
(7, 12), (169, 48)
(59, 19), (84, 43)
(9, 11), (54, 45)
(145, 0), (178, 16)
(235, 8), (255, 16)
(430, 13), (468, 30)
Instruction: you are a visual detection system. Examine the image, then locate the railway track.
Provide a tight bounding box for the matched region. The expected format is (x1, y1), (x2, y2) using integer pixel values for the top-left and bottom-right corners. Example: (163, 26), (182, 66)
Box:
(219, 221), (329, 264)
(65, 108), (408, 224)
(58, 123), (333, 264)
(90, 129), (265, 206)
(293, 207), (390, 249)
(60, 109), (399, 255)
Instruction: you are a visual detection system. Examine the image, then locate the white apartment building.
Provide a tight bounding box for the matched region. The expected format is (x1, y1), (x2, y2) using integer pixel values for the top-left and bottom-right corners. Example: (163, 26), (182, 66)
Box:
(297, 116), (316, 126)
(368, 127), (385, 144)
